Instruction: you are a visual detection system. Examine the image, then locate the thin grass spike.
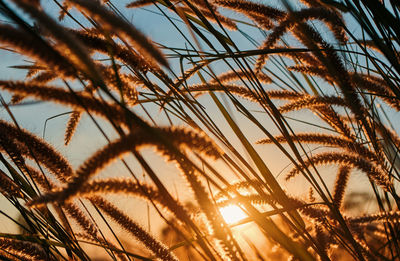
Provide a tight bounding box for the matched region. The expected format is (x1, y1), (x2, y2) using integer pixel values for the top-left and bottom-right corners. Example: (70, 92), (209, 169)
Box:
(0, 24), (75, 76)
(333, 166), (351, 208)
(0, 237), (48, 261)
(89, 196), (179, 261)
(64, 111), (82, 146)
(0, 119), (73, 182)
(68, 0), (168, 68)
(285, 152), (392, 192)
(28, 126), (221, 206)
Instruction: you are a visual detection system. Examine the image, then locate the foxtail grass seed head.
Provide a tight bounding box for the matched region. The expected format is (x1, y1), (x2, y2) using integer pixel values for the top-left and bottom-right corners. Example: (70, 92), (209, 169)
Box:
(1, 1), (400, 260)
(69, 0), (169, 68)
(0, 24), (75, 76)
(90, 196), (179, 261)
(0, 119), (73, 182)
(285, 152), (392, 191)
(28, 126), (222, 206)
(64, 111), (82, 145)
(333, 166), (351, 208)
(0, 238), (48, 261)
(0, 169), (24, 198)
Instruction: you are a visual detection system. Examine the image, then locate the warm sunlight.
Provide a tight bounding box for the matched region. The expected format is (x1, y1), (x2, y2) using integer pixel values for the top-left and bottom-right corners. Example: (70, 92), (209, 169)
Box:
(2, 0), (399, 259)
(219, 205), (248, 225)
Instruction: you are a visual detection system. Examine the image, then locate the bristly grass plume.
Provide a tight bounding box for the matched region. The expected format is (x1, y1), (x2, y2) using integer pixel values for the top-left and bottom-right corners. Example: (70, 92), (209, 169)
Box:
(0, 0), (399, 260)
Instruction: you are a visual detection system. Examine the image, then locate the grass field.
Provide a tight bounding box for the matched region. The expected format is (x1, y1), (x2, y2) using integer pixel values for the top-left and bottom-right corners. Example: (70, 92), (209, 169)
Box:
(0, 0), (399, 260)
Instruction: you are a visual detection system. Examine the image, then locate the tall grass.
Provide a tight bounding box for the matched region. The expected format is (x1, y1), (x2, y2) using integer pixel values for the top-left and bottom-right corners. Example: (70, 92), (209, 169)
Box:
(0, 0), (399, 260)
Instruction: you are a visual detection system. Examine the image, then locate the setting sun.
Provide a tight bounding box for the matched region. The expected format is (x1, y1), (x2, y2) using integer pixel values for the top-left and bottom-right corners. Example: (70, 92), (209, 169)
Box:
(1, 0), (398, 259)
(219, 205), (248, 225)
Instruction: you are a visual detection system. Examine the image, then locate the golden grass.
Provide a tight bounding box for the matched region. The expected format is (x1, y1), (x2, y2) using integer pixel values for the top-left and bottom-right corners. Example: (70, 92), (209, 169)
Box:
(0, 0), (399, 260)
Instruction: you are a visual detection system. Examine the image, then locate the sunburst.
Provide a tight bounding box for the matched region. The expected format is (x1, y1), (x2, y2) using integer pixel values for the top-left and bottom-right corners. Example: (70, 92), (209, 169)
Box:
(219, 205), (248, 225)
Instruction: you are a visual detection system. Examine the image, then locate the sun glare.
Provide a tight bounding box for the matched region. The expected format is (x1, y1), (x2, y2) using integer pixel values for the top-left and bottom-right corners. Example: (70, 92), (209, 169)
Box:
(219, 205), (248, 225)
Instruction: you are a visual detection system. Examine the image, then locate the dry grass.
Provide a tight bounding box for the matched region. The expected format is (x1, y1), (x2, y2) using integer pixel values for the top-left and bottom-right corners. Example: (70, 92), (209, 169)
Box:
(0, 0), (399, 260)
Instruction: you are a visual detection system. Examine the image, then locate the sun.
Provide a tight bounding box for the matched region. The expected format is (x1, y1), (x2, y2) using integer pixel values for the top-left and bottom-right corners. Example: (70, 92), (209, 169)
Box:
(219, 205), (248, 225)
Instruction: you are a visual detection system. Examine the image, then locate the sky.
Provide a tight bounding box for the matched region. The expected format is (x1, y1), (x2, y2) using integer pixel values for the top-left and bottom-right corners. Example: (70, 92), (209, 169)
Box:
(0, 1), (398, 255)
(0, 1), (303, 241)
